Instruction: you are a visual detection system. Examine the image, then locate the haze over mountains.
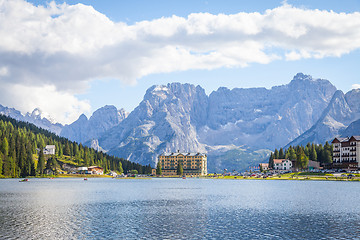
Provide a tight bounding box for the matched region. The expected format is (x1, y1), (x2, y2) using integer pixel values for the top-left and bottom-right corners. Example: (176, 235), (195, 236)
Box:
(1, 73), (359, 172)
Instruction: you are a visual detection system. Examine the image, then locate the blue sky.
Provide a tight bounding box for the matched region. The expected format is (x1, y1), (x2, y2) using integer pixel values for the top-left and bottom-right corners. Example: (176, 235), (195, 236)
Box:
(0, 0), (359, 123)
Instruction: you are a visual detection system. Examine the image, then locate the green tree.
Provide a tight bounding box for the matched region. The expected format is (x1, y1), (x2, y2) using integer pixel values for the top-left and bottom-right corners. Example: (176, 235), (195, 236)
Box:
(0, 152), (3, 175)
(118, 161), (123, 174)
(46, 157), (58, 173)
(274, 149), (279, 159)
(296, 148), (309, 170)
(84, 148), (90, 166)
(1, 137), (9, 157)
(279, 148), (284, 159)
(177, 162), (183, 176)
(268, 152), (274, 169)
(156, 161), (162, 175)
(321, 149), (332, 164)
(259, 164), (263, 172)
(304, 144), (310, 158)
(64, 142), (70, 156)
(310, 144), (317, 161)
(37, 149), (45, 175)
(129, 169), (138, 174)
(288, 147), (297, 161)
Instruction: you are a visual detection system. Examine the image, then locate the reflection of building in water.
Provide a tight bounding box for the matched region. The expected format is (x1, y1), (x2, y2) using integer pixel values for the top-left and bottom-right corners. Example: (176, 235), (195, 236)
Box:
(158, 152), (207, 176)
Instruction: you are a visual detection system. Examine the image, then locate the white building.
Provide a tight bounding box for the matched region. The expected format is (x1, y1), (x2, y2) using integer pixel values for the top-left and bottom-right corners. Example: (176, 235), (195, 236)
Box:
(259, 163), (269, 171)
(273, 159), (292, 170)
(43, 145), (55, 155)
(332, 136), (360, 169)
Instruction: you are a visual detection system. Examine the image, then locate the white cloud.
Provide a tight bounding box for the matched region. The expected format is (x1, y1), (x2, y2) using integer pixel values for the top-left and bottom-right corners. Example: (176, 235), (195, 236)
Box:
(352, 84), (360, 89)
(0, 83), (91, 124)
(0, 0), (360, 123)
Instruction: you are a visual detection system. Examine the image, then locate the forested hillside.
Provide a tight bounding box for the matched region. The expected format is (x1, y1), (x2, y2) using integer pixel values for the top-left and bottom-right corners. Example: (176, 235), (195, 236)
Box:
(0, 114), (151, 177)
(268, 142), (333, 169)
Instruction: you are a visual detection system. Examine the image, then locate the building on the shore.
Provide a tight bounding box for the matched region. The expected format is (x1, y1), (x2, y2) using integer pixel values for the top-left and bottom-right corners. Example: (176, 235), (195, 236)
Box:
(88, 166), (104, 175)
(158, 152), (207, 176)
(332, 136), (360, 170)
(307, 160), (320, 170)
(43, 145), (55, 155)
(273, 159), (292, 170)
(77, 167), (88, 174)
(259, 163), (269, 171)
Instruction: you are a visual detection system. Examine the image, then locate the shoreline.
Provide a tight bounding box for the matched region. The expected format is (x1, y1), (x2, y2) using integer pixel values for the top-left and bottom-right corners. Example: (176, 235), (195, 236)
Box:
(3, 173), (360, 182)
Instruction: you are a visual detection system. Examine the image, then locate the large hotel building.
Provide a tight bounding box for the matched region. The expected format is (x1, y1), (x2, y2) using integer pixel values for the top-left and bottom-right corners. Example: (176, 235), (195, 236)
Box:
(332, 136), (360, 169)
(158, 152), (207, 176)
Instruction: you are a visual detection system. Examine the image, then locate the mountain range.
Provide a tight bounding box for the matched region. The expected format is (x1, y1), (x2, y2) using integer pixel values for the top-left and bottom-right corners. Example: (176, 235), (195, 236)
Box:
(0, 105), (63, 135)
(1, 73), (359, 172)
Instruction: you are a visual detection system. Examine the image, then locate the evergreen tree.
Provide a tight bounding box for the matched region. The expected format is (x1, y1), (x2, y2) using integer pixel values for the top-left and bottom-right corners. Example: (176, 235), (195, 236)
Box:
(268, 152), (274, 169)
(118, 161), (123, 174)
(84, 148), (90, 166)
(296, 148), (309, 170)
(1, 137), (9, 157)
(37, 148), (45, 175)
(0, 152), (3, 175)
(288, 147), (297, 161)
(177, 162), (183, 176)
(304, 145), (310, 158)
(279, 148), (284, 159)
(322, 149), (332, 164)
(156, 161), (162, 175)
(0, 115), (151, 177)
(274, 149), (279, 159)
(310, 144), (317, 161)
(64, 142), (70, 156)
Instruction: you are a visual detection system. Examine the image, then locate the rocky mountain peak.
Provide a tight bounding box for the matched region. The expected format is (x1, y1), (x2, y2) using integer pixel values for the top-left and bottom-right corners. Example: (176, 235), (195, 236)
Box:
(61, 105), (127, 144)
(77, 114), (88, 122)
(30, 108), (42, 117)
(292, 72), (313, 81)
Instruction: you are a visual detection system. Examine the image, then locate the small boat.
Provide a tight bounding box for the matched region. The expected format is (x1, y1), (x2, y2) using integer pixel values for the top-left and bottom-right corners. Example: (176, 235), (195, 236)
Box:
(182, 176), (186, 179)
(84, 178), (88, 181)
(19, 179), (29, 182)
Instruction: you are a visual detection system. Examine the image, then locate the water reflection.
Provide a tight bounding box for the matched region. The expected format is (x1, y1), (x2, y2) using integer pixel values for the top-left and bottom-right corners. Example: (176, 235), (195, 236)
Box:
(0, 178), (360, 239)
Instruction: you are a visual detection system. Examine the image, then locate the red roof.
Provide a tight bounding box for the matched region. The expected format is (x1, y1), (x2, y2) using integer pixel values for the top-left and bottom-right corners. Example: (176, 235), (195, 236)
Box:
(273, 159), (289, 164)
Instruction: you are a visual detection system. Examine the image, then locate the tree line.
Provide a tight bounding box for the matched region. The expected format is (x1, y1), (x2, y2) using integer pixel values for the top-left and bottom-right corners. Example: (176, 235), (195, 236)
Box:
(268, 142), (333, 169)
(0, 114), (152, 177)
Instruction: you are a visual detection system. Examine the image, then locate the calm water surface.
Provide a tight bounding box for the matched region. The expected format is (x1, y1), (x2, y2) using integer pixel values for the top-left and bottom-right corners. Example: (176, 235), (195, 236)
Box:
(0, 178), (359, 239)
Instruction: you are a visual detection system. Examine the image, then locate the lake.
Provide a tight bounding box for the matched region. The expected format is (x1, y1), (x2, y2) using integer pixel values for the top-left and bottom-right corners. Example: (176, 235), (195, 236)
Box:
(0, 178), (359, 239)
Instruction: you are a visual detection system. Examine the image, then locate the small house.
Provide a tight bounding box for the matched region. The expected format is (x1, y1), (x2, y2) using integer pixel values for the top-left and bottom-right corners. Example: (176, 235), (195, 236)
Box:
(77, 167), (88, 174)
(273, 159), (292, 171)
(44, 145), (55, 155)
(259, 163), (269, 171)
(88, 166), (104, 175)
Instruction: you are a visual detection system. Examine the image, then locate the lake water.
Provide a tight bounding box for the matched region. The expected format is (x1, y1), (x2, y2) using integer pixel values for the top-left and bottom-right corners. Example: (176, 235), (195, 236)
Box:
(0, 178), (360, 239)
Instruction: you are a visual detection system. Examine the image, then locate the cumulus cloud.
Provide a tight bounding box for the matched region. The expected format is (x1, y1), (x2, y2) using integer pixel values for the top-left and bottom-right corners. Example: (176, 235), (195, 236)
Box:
(352, 84), (360, 89)
(0, 0), (360, 123)
(0, 82), (91, 124)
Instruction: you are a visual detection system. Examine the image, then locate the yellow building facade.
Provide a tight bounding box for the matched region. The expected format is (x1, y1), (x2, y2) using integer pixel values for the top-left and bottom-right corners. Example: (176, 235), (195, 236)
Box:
(158, 152), (207, 176)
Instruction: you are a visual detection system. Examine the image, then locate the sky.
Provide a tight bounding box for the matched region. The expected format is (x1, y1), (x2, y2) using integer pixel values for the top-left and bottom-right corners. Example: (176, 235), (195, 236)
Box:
(0, 0), (360, 124)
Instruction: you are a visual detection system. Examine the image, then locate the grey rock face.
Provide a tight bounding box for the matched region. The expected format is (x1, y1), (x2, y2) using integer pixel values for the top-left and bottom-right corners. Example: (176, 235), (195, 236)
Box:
(96, 74), (337, 169)
(201, 73), (336, 149)
(60, 105), (127, 143)
(0, 105), (63, 135)
(341, 118), (360, 137)
(287, 89), (360, 146)
(98, 83), (208, 166)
